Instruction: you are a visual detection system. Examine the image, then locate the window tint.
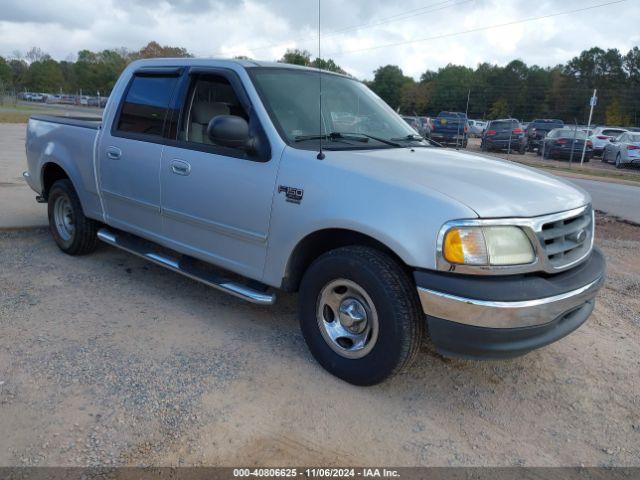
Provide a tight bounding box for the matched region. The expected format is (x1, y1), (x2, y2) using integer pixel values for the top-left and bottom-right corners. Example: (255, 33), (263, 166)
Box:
(549, 129), (586, 139)
(490, 120), (519, 130)
(117, 75), (178, 137)
(179, 75), (247, 146)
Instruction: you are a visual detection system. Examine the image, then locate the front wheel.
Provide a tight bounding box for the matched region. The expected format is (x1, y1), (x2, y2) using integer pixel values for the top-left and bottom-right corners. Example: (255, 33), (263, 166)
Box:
(298, 246), (424, 385)
(47, 179), (99, 255)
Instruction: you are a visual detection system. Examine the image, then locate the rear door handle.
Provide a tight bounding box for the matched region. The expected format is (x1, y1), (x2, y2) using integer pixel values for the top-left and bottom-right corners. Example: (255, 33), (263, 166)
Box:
(106, 146), (122, 160)
(170, 159), (191, 176)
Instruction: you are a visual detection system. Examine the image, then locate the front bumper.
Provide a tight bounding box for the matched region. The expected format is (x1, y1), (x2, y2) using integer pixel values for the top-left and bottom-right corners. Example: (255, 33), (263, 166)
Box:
(415, 247), (605, 359)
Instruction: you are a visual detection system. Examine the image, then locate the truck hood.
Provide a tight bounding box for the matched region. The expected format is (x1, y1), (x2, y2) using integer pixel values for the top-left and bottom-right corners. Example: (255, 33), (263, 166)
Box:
(329, 147), (590, 218)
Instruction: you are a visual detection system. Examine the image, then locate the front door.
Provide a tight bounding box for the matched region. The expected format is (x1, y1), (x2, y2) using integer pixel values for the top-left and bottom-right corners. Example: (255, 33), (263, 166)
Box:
(160, 70), (278, 280)
(99, 72), (180, 240)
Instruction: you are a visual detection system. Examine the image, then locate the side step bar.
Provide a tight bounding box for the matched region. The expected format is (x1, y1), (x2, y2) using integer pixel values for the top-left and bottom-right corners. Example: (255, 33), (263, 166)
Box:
(97, 228), (276, 305)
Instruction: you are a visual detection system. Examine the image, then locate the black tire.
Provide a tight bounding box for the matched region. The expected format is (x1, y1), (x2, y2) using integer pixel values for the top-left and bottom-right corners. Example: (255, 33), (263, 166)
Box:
(298, 246), (424, 386)
(48, 179), (99, 255)
(519, 144), (526, 155)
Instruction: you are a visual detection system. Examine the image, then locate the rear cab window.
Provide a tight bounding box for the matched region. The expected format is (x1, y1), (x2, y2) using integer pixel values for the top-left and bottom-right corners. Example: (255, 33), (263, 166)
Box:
(602, 129), (626, 137)
(114, 73), (179, 140)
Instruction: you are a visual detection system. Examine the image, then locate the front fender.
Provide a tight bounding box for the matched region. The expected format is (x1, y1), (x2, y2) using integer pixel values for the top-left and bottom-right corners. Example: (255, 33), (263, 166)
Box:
(261, 148), (477, 287)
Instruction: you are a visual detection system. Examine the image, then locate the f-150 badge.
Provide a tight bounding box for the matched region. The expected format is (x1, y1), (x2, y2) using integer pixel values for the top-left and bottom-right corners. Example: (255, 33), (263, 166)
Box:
(278, 185), (304, 204)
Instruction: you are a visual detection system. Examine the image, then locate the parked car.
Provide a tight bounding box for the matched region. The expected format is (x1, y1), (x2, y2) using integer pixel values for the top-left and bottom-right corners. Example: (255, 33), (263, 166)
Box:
(526, 119), (564, 152)
(467, 119), (486, 137)
(401, 116), (423, 135)
(588, 126), (628, 157)
(23, 58), (605, 385)
(601, 131), (640, 168)
(87, 96), (109, 108)
(481, 118), (526, 154)
(538, 128), (593, 161)
(418, 116), (432, 138)
(430, 111), (469, 147)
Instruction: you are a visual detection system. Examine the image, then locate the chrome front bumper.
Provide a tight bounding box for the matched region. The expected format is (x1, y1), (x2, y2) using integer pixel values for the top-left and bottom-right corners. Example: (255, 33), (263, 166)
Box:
(417, 275), (604, 329)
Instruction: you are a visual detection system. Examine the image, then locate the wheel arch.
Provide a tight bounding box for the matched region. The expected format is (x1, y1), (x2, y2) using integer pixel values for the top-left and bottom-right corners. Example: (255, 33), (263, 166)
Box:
(281, 228), (411, 292)
(41, 161), (73, 199)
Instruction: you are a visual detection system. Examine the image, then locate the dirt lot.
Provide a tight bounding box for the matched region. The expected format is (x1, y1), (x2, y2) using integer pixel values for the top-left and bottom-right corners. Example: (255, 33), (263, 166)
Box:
(0, 214), (638, 467)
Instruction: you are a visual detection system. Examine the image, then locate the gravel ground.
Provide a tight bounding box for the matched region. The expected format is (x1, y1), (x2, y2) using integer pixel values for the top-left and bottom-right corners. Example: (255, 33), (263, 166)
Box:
(0, 214), (638, 467)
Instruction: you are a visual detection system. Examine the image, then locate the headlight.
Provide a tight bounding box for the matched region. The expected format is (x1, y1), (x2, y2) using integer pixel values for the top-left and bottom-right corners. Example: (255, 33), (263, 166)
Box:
(443, 226), (535, 266)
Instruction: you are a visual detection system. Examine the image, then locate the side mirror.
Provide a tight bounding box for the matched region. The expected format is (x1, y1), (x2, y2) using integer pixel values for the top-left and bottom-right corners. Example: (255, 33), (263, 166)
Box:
(207, 115), (250, 149)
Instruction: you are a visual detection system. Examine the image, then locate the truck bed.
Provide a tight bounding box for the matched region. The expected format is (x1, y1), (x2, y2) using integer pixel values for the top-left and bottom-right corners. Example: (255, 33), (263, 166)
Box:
(29, 114), (102, 130)
(25, 115), (104, 222)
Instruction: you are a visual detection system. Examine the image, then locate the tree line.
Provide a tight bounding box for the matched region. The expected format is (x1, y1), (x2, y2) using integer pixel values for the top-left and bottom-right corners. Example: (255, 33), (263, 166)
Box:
(1, 42), (638, 126)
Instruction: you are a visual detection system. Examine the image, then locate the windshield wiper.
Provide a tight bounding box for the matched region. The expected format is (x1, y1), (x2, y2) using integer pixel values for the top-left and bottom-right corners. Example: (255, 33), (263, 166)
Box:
(390, 134), (424, 141)
(294, 132), (368, 143)
(294, 131), (403, 148)
(337, 132), (403, 147)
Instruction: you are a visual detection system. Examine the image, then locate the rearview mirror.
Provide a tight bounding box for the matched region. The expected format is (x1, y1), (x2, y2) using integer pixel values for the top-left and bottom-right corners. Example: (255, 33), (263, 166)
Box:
(207, 115), (250, 149)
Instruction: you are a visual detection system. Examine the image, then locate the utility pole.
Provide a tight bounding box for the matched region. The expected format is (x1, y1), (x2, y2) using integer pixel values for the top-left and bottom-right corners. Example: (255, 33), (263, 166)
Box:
(581, 89), (597, 165)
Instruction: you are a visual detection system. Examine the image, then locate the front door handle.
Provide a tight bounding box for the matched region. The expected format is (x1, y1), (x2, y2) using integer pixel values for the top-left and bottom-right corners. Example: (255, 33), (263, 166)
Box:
(170, 159), (191, 176)
(106, 146), (122, 160)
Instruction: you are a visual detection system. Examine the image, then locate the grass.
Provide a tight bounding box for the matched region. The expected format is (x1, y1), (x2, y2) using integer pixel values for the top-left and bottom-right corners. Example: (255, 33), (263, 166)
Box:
(0, 111), (32, 123)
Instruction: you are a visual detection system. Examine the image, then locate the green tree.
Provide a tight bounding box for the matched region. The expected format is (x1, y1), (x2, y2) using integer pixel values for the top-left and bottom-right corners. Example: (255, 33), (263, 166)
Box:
(488, 98), (509, 119)
(0, 56), (12, 87)
(310, 57), (347, 74)
(22, 58), (64, 92)
(133, 41), (192, 59)
(279, 49), (312, 66)
(605, 99), (631, 126)
(369, 65), (414, 110)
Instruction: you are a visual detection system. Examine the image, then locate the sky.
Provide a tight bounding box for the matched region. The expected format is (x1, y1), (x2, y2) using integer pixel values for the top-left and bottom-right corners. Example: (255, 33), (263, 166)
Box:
(0, 0), (638, 80)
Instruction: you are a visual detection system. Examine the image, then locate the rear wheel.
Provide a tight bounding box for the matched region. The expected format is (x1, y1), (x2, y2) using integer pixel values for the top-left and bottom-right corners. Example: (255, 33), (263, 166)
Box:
(47, 179), (99, 255)
(298, 246), (424, 385)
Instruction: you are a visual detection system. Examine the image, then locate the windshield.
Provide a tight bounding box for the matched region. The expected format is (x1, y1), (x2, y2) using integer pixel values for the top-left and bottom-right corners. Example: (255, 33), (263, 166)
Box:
(249, 68), (427, 149)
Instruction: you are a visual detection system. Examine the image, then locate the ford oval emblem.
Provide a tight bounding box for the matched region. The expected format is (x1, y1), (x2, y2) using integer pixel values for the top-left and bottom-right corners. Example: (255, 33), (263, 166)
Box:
(569, 229), (587, 243)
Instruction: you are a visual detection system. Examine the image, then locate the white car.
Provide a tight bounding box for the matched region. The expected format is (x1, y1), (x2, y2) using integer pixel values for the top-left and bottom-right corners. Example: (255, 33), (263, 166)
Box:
(601, 131), (640, 168)
(468, 119), (486, 137)
(588, 126), (628, 156)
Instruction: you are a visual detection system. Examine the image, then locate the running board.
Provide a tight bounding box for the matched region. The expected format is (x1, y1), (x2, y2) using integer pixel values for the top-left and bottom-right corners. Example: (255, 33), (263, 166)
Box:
(97, 228), (276, 305)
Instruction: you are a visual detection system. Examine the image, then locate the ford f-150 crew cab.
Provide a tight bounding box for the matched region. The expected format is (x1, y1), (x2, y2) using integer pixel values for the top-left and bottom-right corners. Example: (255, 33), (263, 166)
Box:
(24, 58), (606, 385)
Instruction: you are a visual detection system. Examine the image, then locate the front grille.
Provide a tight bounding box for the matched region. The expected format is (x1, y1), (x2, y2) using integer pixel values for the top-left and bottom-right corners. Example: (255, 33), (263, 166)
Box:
(538, 207), (593, 270)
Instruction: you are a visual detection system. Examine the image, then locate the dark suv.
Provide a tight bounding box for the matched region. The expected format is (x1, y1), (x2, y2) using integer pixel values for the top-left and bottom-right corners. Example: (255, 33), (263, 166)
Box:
(481, 119), (526, 154)
(527, 119), (564, 151)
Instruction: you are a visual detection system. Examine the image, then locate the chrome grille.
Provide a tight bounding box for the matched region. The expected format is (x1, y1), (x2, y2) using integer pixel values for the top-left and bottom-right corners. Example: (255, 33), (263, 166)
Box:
(537, 206), (594, 270)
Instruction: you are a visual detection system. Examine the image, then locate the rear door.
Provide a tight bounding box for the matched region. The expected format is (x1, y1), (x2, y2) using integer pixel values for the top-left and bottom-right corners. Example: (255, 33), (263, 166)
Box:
(159, 68), (277, 280)
(98, 69), (180, 239)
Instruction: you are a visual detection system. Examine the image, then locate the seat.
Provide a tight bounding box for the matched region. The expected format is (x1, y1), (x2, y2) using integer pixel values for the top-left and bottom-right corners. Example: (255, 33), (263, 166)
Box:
(189, 102), (230, 144)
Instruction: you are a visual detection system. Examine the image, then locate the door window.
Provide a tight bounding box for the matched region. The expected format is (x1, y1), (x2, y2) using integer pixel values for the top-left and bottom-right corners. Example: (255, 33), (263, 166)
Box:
(180, 75), (248, 146)
(116, 75), (178, 138)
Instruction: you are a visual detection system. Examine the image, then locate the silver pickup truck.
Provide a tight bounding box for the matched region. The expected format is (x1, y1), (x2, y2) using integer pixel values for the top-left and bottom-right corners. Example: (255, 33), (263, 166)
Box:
(24, 58), (605, 385)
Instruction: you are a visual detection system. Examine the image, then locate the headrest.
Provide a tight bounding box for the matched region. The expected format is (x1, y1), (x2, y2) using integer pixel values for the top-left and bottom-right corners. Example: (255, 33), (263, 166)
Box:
(192, 102), (230, 124)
